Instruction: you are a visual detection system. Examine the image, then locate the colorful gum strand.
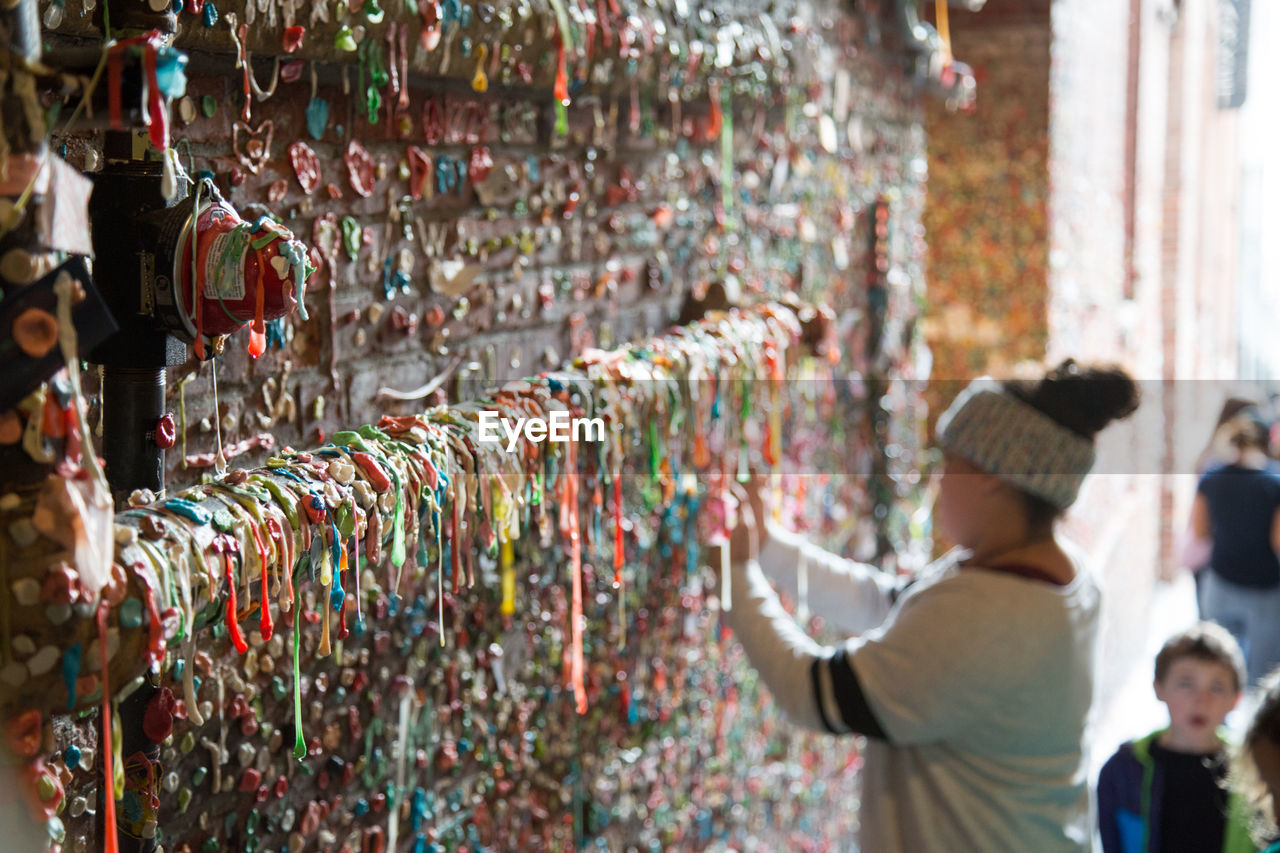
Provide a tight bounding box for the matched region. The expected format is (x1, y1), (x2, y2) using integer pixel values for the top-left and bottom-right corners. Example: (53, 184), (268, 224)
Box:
(648, 419), (660, 481)
(591, 479), (603, 560)
(614, 474), (626, 647)
(223, 552), (248, 654)
(547, 0), (571, 134)
(465, 508), (477, 588)
(112, 704), (123, 805)
(183, 637), (204, 727)
(435, 504), (445, 647)
(330, 518), (346, 612)
(237, 23), (253, 122)
(138, 576), (168, 666)
(720, 442), (732, 612)
(320, 521), (335, 586)
(241, 514), (273, 641)
(336, 598), (349, 641)
(319, 584), (331, 657)
(258, 544), (274, 641)
(264, 516), (295, 612)
(252, 475), (300, 530)
(142, 40), (169, 152)
(596, 0), (611, 45)
(388, 689), (412, 852)
(707, 80), (723, 140)
(390, 484), (407, 589)
(247, 248), (267, 358)
(449, 507), (461, 595)
(318, 525), (333, 656)
(720, 82), (734, 215)
(767, 346), (783, 467)
(553, 43), (568, 106)
(365, 503), (381, 565)
(564, 438), (586, 714)
(351, 498), (362, 619)
(292, 588), (306, 759)
(612, 476), (624, 586)
(97, 601), (119, 853)
(499, 532), (515, 616)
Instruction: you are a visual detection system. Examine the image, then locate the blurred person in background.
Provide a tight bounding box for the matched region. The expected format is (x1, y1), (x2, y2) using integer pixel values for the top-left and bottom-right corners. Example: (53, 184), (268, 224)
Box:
(1185, 405), (1280, 685)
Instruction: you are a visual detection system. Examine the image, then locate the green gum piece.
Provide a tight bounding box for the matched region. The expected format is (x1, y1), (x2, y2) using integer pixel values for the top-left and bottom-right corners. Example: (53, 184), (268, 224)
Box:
(119, 598), (144, 629)
(555, 100), (569, 137)
(336, 503), (355, 539)
(252, 476), (300, 530)
(391, 492), (406, 568)
(211, 506), (236, 533)
(292, 589), (306, 760)
(334, 25), (358, 51)
(332, 431), (370, 452)
(341, 217), (362, 260)
(357, 425), (391, 442)
(648, 420), (660, 478)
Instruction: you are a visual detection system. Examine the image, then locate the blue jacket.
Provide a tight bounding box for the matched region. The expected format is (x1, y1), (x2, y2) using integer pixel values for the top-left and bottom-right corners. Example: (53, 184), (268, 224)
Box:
(1097, 729), (1256, 853)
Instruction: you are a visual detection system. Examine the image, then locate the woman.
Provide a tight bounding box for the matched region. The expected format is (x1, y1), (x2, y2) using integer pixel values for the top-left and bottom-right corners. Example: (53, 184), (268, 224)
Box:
(1189, 408), (1280, 685)
(714, 360), (1139, 851)
(1184, 398), (1268, 612)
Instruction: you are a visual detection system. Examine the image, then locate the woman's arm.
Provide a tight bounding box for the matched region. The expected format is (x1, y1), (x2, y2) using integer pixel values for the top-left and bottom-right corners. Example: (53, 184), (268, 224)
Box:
(713, 477), (900, 636)
(724, 557), (888, 738)
(756, 521), (902, 635)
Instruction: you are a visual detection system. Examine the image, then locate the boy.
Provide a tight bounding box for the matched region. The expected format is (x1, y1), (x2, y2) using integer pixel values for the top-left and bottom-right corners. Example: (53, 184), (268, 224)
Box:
(1098, 622), (1255, 853)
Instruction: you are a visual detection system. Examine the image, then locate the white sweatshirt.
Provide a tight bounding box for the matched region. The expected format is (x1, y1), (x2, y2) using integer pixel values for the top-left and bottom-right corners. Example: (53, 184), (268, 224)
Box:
(725, 522), (1099, 852)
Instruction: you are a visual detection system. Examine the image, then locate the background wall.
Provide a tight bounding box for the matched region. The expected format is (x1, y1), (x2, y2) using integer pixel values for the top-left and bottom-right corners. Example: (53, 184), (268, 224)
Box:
(920, 0), (1052, 383)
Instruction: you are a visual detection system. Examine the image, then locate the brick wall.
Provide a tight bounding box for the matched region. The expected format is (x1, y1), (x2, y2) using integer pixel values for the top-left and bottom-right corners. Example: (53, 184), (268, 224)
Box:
(921, 0), (1052, 382)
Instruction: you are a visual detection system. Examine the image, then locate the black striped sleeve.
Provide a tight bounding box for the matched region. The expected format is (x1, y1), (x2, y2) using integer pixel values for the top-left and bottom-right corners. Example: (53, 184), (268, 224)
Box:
(809, 648), (889, 741)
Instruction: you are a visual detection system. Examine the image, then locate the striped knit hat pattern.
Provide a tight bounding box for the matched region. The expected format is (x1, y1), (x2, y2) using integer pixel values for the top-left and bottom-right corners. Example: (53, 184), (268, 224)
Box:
(937, 379), (1097, 510)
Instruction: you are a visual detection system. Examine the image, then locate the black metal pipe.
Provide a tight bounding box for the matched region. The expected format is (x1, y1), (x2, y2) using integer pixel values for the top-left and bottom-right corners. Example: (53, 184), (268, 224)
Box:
(101, 367), (167, 506)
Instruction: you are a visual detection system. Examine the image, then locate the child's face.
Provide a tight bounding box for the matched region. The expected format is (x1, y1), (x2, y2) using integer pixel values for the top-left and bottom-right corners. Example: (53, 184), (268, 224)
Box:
(1254, 737), (1280, 824)
(1155, 658), (1240, 747)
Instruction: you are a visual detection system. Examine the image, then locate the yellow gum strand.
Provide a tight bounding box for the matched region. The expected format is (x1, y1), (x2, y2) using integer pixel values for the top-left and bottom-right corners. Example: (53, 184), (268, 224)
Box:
(319, 588), (332, 657)
(112, 704), (124, 797)
(500, 535), (515, 616)
(320, 541), (333, 587)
